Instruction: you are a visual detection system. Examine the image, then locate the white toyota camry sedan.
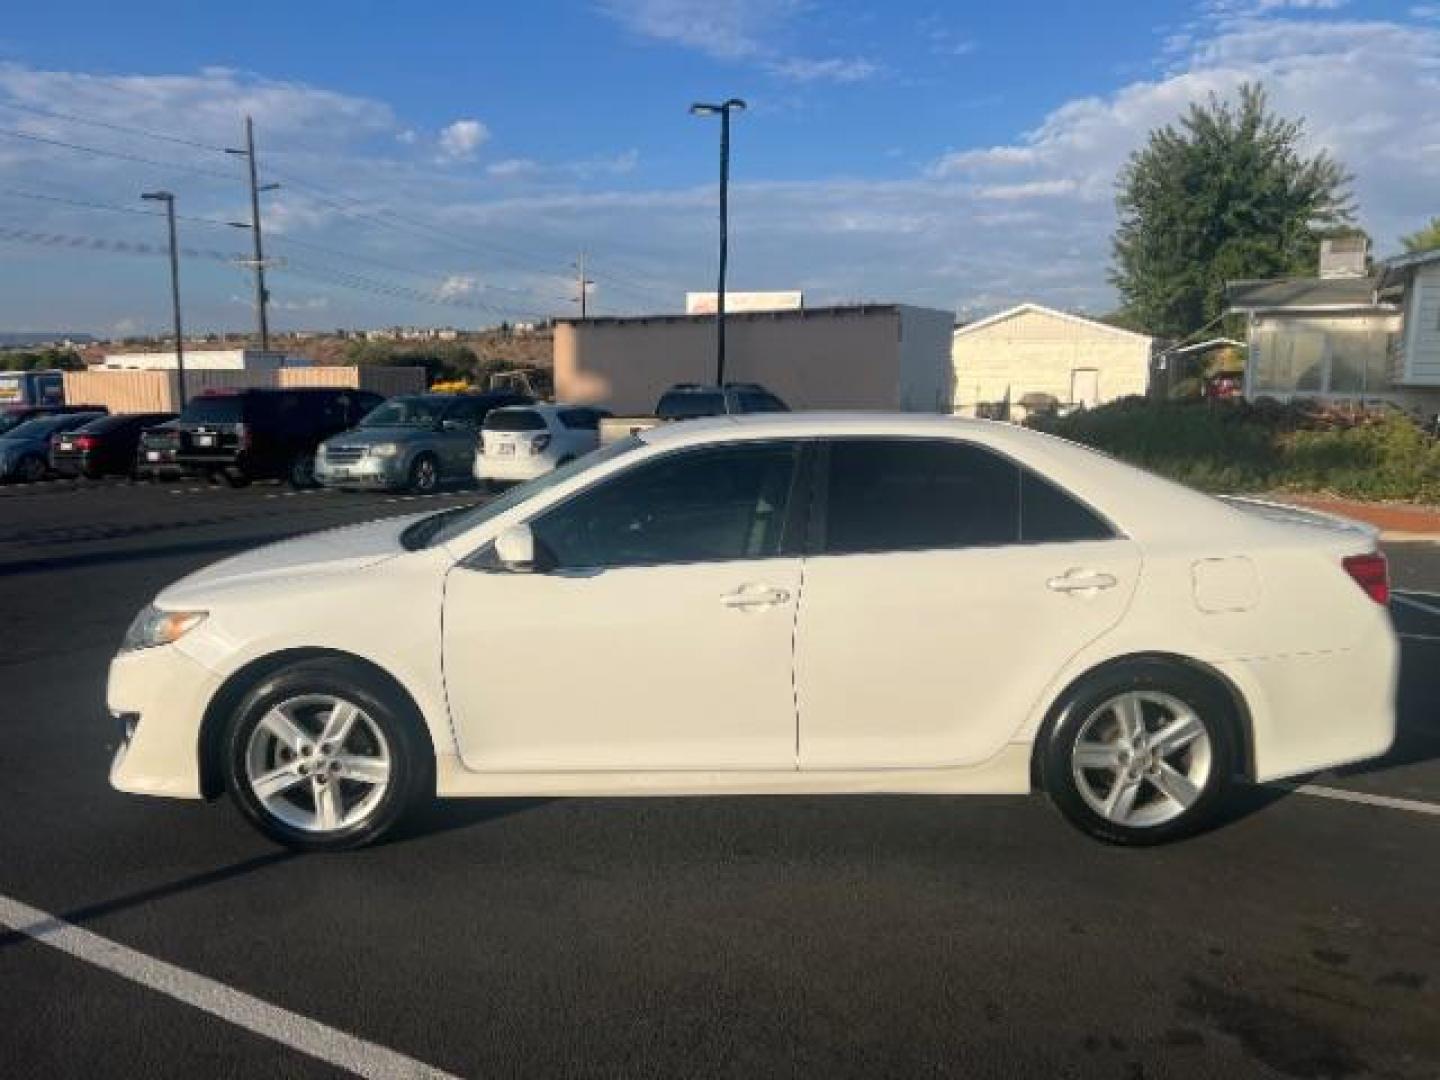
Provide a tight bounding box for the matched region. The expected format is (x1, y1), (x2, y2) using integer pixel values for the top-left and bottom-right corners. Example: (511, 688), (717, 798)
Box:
(107, 413), (1398, 851)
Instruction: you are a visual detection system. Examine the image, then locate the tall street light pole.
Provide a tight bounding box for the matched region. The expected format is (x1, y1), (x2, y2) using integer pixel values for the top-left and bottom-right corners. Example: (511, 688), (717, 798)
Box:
(141, 190), (187, 408)
(226, 116), (280, 353)
(690, 98), (746, 388)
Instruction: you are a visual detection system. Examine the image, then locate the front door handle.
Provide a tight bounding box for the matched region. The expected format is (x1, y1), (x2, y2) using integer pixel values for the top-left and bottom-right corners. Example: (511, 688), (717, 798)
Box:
(1047, 569), (1118, 593)
(721, 585), (792, 609)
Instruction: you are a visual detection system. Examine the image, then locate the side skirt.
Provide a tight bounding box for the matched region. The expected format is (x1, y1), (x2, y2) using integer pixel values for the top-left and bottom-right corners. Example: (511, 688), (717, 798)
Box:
(433, 743), (1032, 798)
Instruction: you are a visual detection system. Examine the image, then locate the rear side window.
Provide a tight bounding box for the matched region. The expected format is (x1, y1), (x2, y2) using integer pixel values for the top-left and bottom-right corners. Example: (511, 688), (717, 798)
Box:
(484, 409), (547, 432)
(821, 439), (1020, 554)
(1020, 471), (1114, 543)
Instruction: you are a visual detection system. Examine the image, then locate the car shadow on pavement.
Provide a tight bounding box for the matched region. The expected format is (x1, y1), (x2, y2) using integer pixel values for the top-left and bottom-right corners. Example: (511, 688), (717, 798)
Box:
(0, 850), (298, 952)
(384, 796), (554, 846)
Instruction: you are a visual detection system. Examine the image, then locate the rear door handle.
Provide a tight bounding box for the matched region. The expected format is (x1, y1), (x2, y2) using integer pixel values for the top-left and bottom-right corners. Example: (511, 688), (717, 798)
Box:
(721, 586), (792, 609)
(1047, 569), (1118, 593)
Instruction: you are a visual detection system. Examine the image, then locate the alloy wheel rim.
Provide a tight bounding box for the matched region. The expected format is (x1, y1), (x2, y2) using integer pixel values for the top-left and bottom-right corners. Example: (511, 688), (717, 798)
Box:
(416, 460), (437, 491)
(244, 694), (392, 833)
(1070, 690), (1212, 828)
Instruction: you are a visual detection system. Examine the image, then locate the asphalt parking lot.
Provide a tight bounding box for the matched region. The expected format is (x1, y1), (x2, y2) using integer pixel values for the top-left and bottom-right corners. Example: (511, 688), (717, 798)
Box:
(2, 478), (1438, 1079)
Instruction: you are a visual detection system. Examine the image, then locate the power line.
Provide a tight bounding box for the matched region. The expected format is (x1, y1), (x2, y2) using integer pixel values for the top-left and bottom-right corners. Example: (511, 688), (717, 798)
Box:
(0, 99), (230, 153)
(0, 188), (242, 227)
(0, 127), (240, 182)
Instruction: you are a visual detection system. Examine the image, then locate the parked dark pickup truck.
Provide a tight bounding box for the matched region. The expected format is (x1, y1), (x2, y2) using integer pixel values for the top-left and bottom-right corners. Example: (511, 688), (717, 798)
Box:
(598, 382), (789, 443)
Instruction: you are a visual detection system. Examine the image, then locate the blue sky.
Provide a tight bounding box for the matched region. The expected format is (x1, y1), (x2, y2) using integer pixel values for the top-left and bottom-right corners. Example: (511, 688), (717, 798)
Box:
(0, 0), (1436, 335)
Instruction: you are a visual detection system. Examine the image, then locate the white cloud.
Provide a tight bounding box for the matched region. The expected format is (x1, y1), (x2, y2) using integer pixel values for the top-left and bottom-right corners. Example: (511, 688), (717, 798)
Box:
(596, 0), (879, 83)
(765, 57), (880, 84)
(596, 0), (802, 60)
(436, 274), (480, 299)
(487, 158), (540, 179)
(487, 149), (639, 182)
(436, 119), (489, 162)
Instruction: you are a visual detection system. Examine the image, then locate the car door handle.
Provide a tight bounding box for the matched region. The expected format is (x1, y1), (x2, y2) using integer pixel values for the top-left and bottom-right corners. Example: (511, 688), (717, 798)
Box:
(1047, 569), (1118, 593)
(721, 586), (792, 609)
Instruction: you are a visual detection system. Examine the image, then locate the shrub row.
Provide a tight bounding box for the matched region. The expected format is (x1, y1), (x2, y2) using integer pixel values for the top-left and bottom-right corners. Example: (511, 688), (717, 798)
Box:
(1028, 397), (1440, 503)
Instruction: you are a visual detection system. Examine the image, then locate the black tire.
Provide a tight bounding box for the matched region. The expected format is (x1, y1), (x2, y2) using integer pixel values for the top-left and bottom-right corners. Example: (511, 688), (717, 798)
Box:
(1040, 660), (1237, 846)
(18, 454), (47, 483)
(407, 453), (439, 494)
(222, 467), (251, 488)
(288, 451), (317, 489)
(222, 659), (433, 852)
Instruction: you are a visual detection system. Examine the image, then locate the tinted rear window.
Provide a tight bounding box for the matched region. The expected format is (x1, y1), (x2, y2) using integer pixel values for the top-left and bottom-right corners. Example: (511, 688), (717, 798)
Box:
(484, 409), (547, 432)
(180, 396), (245, 424)
(656, 392), (725, 419)
(822, 439), (1021, 554)
(76, 415), (130, 434)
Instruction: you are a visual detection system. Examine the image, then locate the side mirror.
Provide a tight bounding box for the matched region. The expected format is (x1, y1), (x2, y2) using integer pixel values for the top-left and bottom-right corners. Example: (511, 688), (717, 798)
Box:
(493, 524), (537, 572)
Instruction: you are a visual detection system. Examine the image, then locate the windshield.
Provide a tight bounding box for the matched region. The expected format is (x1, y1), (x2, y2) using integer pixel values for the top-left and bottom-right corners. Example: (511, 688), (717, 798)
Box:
(2, 414), (94, 441)
(359, 397), (447, 428)
(411, 436), (643, 549)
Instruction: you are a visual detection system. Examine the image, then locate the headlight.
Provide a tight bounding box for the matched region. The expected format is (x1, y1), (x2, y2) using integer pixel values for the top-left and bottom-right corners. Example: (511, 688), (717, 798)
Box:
(370, 443), (400, 458)
(122, 605), (207, 652)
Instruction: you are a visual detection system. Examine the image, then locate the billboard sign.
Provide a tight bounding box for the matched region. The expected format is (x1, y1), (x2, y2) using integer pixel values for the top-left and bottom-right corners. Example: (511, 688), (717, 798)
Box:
(685, 291), (803, 315)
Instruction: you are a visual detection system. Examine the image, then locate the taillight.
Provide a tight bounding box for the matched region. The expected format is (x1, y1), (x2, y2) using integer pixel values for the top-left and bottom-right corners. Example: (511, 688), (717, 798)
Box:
(530, 434), (552, 454)
(236, 422), (251, 451)
(1342, 553), (1389, 606)
(75, 435), (95, 451)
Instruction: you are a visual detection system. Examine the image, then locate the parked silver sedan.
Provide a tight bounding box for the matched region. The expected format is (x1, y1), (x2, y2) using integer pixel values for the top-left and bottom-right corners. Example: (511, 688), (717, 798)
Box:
(315, 392), (531, 493)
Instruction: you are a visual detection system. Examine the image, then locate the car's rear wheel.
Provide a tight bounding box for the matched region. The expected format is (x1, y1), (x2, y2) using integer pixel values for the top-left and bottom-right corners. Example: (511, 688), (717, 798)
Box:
(288, 451), (317, 489)
(222, 660), (432, 851)
(221, 468), (251, 488)
(407, 453), (439, 494)
(1041, 661), (1237, 845)
(18, 454), (46, 483)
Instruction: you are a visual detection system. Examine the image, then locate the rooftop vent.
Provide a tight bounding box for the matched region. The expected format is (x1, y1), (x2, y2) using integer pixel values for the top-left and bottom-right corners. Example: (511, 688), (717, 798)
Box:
(1319, 236), (1369, 279)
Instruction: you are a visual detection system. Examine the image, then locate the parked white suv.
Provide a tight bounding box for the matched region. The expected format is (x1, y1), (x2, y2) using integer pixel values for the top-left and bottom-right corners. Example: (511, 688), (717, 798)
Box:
(475, 404), (607, 486)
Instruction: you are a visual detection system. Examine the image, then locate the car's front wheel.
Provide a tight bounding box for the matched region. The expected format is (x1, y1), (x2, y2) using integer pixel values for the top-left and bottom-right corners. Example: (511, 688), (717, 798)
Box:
(407, 453), (439, 494)
(222, 660), (432, 851)
(1041, 661), (1237, 845)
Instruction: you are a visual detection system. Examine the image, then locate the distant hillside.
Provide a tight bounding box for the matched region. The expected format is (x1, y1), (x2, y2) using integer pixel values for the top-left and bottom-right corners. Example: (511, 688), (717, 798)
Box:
(0, 332), (96, 347)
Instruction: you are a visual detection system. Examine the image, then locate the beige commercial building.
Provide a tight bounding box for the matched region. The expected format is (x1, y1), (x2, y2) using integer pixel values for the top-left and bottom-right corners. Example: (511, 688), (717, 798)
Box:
(64, 364), (426, 414)
(952, 303), (1155, 419)
(554, 303), (956, 414)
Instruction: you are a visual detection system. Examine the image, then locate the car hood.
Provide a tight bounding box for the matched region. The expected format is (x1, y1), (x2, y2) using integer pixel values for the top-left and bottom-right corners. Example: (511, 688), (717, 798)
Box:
(159, 511), (430, 605)
(324, 426), (434, 448)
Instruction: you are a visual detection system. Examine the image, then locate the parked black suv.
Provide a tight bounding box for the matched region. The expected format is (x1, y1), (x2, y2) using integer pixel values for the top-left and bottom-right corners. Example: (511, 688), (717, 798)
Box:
(173, 388), (386, 487)
(654, 382), (789, 420)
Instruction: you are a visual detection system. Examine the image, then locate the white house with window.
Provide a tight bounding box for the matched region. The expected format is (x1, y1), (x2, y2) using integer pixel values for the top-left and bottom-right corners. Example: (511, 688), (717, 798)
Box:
(1226, 243), (1440, 411)
(951, 303), (1155, 420)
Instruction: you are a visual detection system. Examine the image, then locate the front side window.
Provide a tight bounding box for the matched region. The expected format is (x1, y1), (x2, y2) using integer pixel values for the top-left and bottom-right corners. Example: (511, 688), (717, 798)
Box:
(532, 442), (798, 569)
(822, 439), (1020, 554)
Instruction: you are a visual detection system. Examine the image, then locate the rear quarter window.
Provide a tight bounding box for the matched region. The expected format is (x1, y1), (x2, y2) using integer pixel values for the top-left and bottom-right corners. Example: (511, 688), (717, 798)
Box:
(1019, 470), (1115, 542)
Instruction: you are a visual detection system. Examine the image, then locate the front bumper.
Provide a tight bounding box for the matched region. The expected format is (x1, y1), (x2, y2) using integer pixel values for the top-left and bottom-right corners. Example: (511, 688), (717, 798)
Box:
(107, 643), (222, 799)
(316, 454), (407, 490)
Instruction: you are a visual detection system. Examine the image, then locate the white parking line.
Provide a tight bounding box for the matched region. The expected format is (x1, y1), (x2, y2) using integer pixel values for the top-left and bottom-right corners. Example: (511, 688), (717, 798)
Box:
(1275, 782), (1440, 818)
(0, 893), (460, 1080)
(1391, 593), (1440, 619)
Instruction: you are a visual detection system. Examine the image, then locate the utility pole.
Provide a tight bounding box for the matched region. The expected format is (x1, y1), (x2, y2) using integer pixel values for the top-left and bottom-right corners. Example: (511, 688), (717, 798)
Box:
(141, 191), (187, 407)
(575, 252), (593, 318)
(689, 98), (746, 389)
(227, 116), (279, 352)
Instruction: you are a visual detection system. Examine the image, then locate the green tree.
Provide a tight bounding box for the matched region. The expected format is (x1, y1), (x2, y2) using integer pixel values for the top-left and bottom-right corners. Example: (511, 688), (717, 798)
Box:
(1401, 217), (1440, 253)
(1111, 84), (1353, 339)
